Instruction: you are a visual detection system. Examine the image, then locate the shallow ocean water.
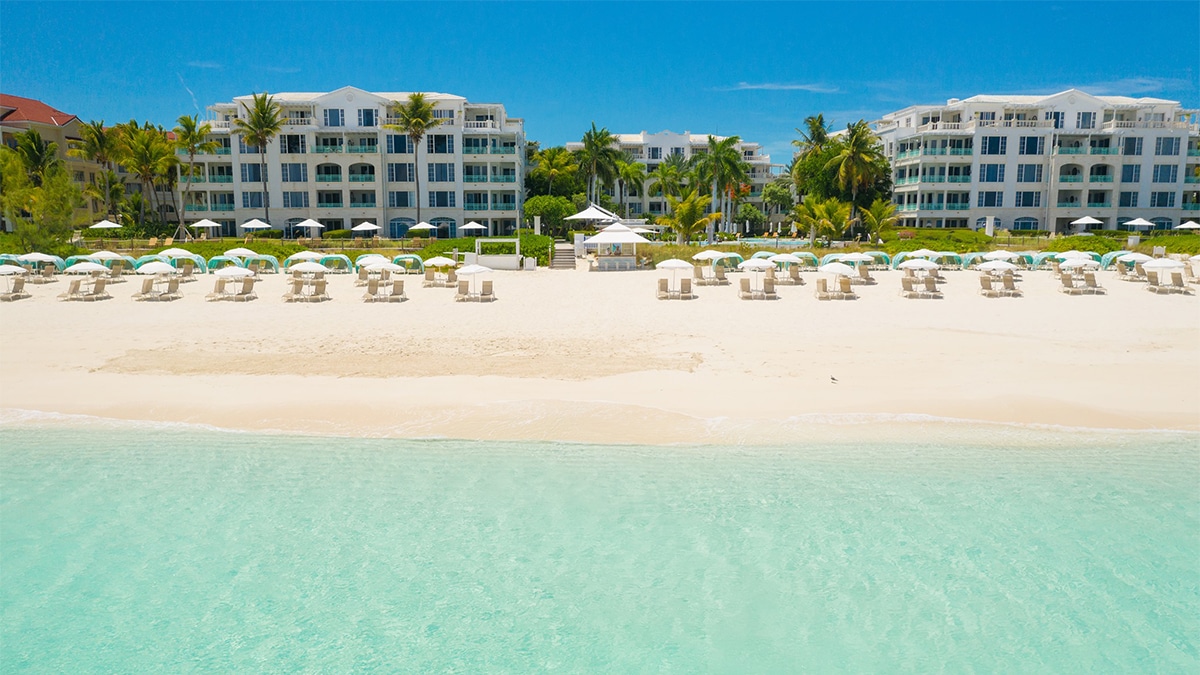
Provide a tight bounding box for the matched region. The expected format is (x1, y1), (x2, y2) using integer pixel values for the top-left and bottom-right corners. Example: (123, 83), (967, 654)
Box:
(1, 424), (1197, 672)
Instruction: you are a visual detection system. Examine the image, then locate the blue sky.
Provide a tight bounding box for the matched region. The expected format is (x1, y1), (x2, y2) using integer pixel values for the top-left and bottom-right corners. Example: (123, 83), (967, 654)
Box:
(3, 1), (1197, 161)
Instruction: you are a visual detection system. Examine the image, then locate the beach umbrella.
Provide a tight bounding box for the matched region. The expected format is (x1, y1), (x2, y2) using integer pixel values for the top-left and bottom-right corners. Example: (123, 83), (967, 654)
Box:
(907, 248), (939, 258)
(214, 266), (255, 278)
(738, 258), (776, 271)
(191, 219), (221, 232)
(656, 258), (694, 286)
(351, 222), (380, 232)
(136, 262), (176, 275)
(423, 256), (457, 268)
(1116, 252), (1153, 264)
(1070, 216), (1102, 227)
(456, 263), (492, 294)
(977, 260), (1018, 272)
(88, 219), (122, 230)
(983, 250), (1018, 261)
(286, 251), (323, 262)
(1060, 258), (1099, 270)
(898, 258), (939, 270)
(18, 252), (58, 263)
(1123, 217), (1154, 229)
(241, 219), (271, 231)
(158, 248), (195, 258)
(408, 221), (435, 232)
(1056, 251), (1094, 261)
(768, 253), (803, 266)
(692, 250), (727, 261)
(364, 261), (407, 273)
(88, 250), (124, 260)
(1142, 258), (1184, 271)
(460, 222), (487, 234)
(0, 265), (24, 275)
(224, 247), (257, 257)
(1175, 221), (1200, 230)
(64, 261), (109, 274)
(837, 252), (875, 265)
(288, 261), (329, 274)
(817, 261), (856, 276)
(565, 204), (620, 221)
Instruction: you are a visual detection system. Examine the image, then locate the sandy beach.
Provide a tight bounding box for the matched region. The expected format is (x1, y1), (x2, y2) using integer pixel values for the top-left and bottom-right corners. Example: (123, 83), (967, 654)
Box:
(1, 263), (1197, 444)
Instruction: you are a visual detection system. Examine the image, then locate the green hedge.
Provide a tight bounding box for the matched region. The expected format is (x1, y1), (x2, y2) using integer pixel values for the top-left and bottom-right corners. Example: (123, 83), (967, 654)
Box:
(415, 233), (554, 266)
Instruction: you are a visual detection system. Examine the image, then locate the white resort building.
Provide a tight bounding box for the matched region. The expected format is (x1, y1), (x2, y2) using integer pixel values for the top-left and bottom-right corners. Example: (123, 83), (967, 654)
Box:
(565, 130), (785, 220)
(874, 90), (1199, 233)
(179, 86), (525, 238)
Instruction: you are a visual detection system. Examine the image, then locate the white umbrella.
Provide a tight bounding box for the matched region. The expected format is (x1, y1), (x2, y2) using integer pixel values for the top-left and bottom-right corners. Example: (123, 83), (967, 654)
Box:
(817, 261), (856, 275)
(225, 247), (258, 257)
(18, 252), (59, 264)
(460, 223), (487, 233)
(768, 253), (803, 265)
(364, 261), (406, 273)
(296, 218), (323, 231)
(351, 222), (380, 232)
(408, 222), (435, 232)
(1056, 251), (1094, 261)
(191, 219), (221, 230)
(456, 263), (492, 294)
(214, 266), (255, 278)
(898, 259), (939, 270)
(977, 260), (1018, 272)
(692, 250), (727, 261)
(837, 252), (874, 264)
(1070, 216), (1103, 226)
(288, 261), (329, 274)
(565, 204), (620, 221)
(738, 258), (776, 271)
(241, 219), (272, 230)
(88, 219), (121, 230)
(1142, 258), (1184, 271)
(286, 251), (323, 262)
(907, 248), (939, 258)
(0, 265), (25, 275)
(136, 262), (177, 275)
(1189, 254), (1200, 263)
(1176, 221), (1200, 230)
(630, 227), (654, 234)
(158, 248), (195, 258)
(64, 261), (109, 274)
(88, 250), (124, 260)
(423, 256), (456, 268)
(983, 250), (1018, 261)
(1116, 252), (1153, 264)
(656, 258), (694, 287)
(1123, 217), (1154, 229)
(1060, 258), (1099, 270)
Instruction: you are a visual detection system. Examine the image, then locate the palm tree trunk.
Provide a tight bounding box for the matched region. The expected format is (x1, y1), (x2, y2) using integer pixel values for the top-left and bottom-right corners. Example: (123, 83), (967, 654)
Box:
(182, 155), (194, 226)
(414, 139), (422, 225)
(708, 179), (718, 242)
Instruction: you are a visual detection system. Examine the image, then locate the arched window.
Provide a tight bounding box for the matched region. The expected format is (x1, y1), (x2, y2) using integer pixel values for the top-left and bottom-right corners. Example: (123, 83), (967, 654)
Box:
(1013, 217), (1039, 231)
(1150, 217), (1173, 231)
(431, 217), (457, 239)
(283, 217), (305, 239)
(389, 217), (414, 239)
(975, 217), (1002, 230)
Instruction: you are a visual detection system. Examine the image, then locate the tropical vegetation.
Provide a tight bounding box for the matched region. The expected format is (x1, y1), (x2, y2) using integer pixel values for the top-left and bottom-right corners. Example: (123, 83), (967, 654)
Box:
(385, 92), (445, 225)
(232, 92), (283, 225)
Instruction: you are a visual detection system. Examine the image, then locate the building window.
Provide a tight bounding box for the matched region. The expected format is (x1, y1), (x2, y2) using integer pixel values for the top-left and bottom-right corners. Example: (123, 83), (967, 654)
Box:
(1149, 192), (1175, 208)
(1119, 191), (1138, 207)
(241, 191), (263, 208)
(977, 191), (1003, 207)
(463, 137), (489, 153)
(428, 163), (455, 182)
(1044, 111), (1064, 129)
(1121, 164), (1141, 182)
(648, 201), (664, 214)
(386, 135), (412, 154)
(629, 202), (643, 215)
(1076, 112), (1096, 129)
(1016, 164), (1042, 182)
(280, 134), (306, 154)
(317, 191), (342, 207)
(1018, 137), (1044, 155)
(387, 163), (415, 182)
(979, 164), (1005, 182)
(323, 108), (344, 127)
(428, 191), (456, 208)
(280, 163), (307, 182)
(237, 139), (260, 154)
(980, 137), (1006, 155)
(1122, 137), (1143, 156)
(648, 147), (662, 160)
(282, 191), (309, 208)
(433, 109), (454, 120)
(1014, 191), (1041, 207)
(1152, 165), (1178, 183)
(1154, 137), (1180, 155)
(671, 147), (684, 157)
(388, 191), (414, 208)
(358, 109), (376, 127)
(240, 163), (265, 182)
(1012, 217), (1039, 231)
(978, 112), (996, 122)
(427, 135), (454, 154)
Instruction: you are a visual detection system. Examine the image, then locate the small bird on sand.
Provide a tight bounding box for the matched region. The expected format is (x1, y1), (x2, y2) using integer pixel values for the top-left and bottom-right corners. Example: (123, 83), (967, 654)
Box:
(830, 376), (838, 384)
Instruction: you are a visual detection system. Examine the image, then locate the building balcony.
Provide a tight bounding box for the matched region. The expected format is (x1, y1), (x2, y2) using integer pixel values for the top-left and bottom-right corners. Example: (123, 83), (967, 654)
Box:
(896, 150), (920, 160)
(209, 175), (233, 183)
(1087, 201), (1112, 208)
(1189, 149), (1200, 156)
(947, 175), (971, 183)
(948, 148), (973, 156)
(184, 204), (208, 211)
(313, 146), (343, 154)
(922, 148), (947, 156)
(1102, 119), (1193, 131)
(1089, 147), (1119, 155)
(897, 203), (918, 212)
(1057, 147), (1087, 155)
(464, 120), (498, 130)
(463, 147), (490, 156)
(1056, 202), (1081, 208)
(491, 175), (517, 183)
(946, 204), (970, 211)
(213, 148), (232, 155)
(491, 147), (516, 155)
(317, 202), (344, 208)
(349, 175), (375, 182)
(491, 203), (517, 211)
(920, 203), (945, 211)
(316, 175), (341, 183)
(464, 175), (489, 183)
(921, 176), (946, 183)
(349, 201), (376, 208)
(1185, 175), (1200, 183)
(1089, 175), (1113, 183)
(895, 176), (919, 185)
(346, 145), (377, 154)
(1059, 175), (1083, 183)
(1183, 203), (1200, 210)
(211, 204), (235, 212)
(182, 175), (205, 184)
(464, 203), (489, 211)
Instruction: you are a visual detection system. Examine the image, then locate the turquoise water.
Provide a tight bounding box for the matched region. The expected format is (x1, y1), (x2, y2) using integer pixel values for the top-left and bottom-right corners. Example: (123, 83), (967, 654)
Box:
(2, 425), (1198, 672)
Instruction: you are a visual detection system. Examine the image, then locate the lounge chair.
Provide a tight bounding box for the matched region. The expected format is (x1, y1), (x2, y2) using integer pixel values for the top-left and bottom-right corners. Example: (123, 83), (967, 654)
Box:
(133, 277), (156, 301)
(446, 269), (458, 286)
(356, 267), (370, 286)
(762, 278), (777, 300)
(921, 276), (941, 299)
(380, 269), (391, 283)
(108, 263), (124, 282)
(839, 276), (858, 300)
(815, 277), (832, 301)
(386, 279), (407, 303)
(0, 276), (30, 301)
(1050, 261), (1063, 279)
(680, 277), (695, 300)
(713, 266), (729, 285)
(362, 278), (381, 302)
(309, 279), (329, 302)
(978, 275), (1002, 298)
(1169, 272), (1194, 295)
(247, 260), (261, 276)
(423, 268), (436, 287)
(454, 280), (470, 302)
(57, 279), (82, 300)
(738, 277), (753, 300)
(1183, 263), (1196, 284)
(856, 265), (876, 285)
(1145, 271), (1169, 294)
(28, 265), (56, 285)
(163, 237), (174, 246)
(656, 278), (670, 300)
(1133, 263), (1147, 280)
(1058, 275), (1084, 295)
(692, 264), (707, 286)
(206, 278), (229, 301)
(179, 263), (196, 283)
(900, 277), (920, 299)
(231, 278), (257, 302)
(161, 278), (181, 301)
(480, 280), (496, 303)
(1001, 275), (1022, 297)
(283, 279), (304, 302)
(81, 278), (110, 301)
(148, 237), (159, 247)
(1082, 272), (1106, 295)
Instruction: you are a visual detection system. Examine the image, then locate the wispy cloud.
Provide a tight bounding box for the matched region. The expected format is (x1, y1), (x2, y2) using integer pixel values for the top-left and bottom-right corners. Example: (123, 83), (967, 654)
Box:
(717, 82), (840, 94)
(1040, 77), (1192, 96)
(187, 60), (222, 70)
(177, 73), (199, 114)
(263, 66), (301, 74)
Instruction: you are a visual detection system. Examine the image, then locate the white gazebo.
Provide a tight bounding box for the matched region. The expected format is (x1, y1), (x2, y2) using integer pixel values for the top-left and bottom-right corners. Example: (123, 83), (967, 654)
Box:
(583, 224), (649, 271)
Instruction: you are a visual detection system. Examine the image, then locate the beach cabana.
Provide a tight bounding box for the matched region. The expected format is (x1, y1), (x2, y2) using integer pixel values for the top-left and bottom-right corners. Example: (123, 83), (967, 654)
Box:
(391, 254), (424, 272)
(168, 253), (207, 272)
(583, 224), (649, 271)
(751, 251), (777, 261)
(718, 253), (745, 268)
(931, 252), (963, 268)
(243, 255), (280, 273)
(1031, 252), (1062, 269)
(206, 255), (244, 271)
(224, 247), (258, 258)
(355, 253), (388, 268)
(961, 252), (988, 268)
(318, 254), (353, 273)
(135, 254), (171, 269)
(863, 251), (891, 268)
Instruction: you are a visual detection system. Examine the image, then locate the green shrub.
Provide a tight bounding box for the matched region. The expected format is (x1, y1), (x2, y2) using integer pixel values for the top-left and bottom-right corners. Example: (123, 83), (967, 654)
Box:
(1137, 234), (1200, 255)
(1043, 235), (1123, 254)
(323, 229), (351, 240)
(415, 233), (554, 266)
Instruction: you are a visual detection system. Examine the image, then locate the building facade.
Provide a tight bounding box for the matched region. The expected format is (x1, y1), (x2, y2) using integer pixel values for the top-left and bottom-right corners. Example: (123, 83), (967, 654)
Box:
(0, 93), (105, 228)
(179, 86), (525, 238)
(874, 90), (1199, 233)
(565, 130), (785, 221)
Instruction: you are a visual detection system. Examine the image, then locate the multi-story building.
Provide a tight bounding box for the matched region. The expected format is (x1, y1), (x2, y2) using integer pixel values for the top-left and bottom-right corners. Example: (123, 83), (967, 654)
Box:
(565, 130), (785, 221)
(0, 93), (105, 228)
(874, 89), (1199, 233)
(180, 86), (525, 238)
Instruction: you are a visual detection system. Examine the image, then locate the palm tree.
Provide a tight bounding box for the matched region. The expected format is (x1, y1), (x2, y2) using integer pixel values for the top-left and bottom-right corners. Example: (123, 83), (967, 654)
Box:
(70, 120), (118, 170)
(120, 126), (176, 229)
(690, 135), (747, 241)
(648, 152), (688, 201)
(823, 120), (885, 222)
(792, 197), (851, 241)
(174, 114), (218, 222)
(660, 187), (720, 245)
(83, 170), (126, 218)
(13, 129), (61, 186)
(615, 158), (646, 217)
(233, 92), (283, 224)
(792, 114), (831, 159)
(385, 92), (444, 225)
(859, 197), (898, 243)
(531, 146), (577, 197)
(577, 123), (620, 203)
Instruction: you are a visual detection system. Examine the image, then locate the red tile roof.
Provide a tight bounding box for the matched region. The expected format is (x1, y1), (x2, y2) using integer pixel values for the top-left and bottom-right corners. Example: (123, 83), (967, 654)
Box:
(0, 94), (79, 127)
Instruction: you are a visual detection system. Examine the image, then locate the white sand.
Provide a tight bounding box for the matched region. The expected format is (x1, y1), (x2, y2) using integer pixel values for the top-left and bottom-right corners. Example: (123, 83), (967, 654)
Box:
(1, 264), (1197, 444)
